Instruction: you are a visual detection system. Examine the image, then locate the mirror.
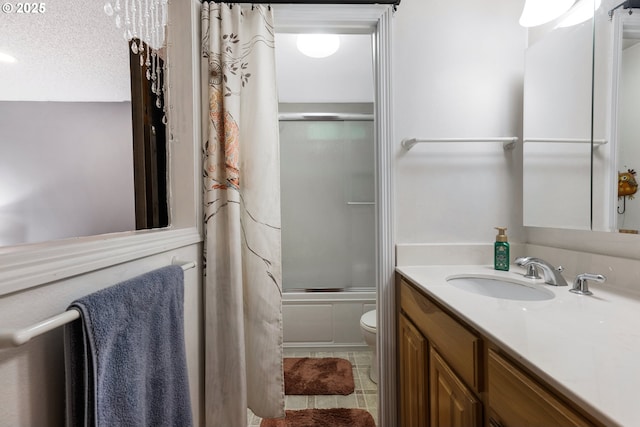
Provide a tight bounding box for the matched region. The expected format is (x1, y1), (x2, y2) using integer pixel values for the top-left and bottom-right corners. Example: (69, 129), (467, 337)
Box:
(0, 2), (168, 246)
(611, 13), (640, 233)
(523, 0), (640, 233)
(522, 12), (595, 230)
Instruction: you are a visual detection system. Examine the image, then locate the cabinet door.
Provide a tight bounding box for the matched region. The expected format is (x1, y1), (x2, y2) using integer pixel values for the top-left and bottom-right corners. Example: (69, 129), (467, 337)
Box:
(430, 348), (481, 427)
(399, 313), (428, 427)
(400, 280), (481, 393)
(488, 349), (594, 427)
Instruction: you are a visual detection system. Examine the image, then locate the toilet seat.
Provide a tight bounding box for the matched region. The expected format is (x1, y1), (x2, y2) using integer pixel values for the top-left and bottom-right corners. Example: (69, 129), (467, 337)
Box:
(360, 310), (376, 333)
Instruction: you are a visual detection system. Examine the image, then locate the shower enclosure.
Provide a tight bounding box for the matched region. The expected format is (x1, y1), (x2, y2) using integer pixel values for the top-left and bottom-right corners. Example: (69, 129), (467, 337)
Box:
(279, 105), (375, 293)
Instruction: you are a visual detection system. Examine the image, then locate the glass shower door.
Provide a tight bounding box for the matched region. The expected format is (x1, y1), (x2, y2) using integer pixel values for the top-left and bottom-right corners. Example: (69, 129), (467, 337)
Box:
(279, 118), (375, 291)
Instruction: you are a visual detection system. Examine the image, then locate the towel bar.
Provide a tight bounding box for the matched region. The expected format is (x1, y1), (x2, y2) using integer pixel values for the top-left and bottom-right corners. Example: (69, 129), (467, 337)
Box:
(523, 138), (607, 146)
(401, 137), (519, 151)
(0, 261), (197, 348)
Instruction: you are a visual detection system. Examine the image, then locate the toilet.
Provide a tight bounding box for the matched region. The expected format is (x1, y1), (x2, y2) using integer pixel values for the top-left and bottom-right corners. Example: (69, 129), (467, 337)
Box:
(360, 309), (378, 384)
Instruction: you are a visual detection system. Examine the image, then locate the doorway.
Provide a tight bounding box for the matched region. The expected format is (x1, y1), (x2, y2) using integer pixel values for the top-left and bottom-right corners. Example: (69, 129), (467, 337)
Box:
(273, 5), (395, 426)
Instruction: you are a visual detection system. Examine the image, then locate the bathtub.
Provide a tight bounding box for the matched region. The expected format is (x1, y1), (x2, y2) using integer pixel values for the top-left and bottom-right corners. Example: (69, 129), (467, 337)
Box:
(282, 288), (376, 351)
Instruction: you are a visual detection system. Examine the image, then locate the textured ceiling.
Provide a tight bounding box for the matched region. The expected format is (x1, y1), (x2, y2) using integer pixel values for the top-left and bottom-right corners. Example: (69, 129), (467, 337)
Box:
(0, 1), (131, 102)
(0, 3), (372, 103)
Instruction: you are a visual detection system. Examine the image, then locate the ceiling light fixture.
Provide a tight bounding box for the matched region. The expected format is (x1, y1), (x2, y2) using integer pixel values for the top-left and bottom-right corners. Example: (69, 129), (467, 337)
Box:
(519, 0), (576, 27)
(296, 34), (340, 58)
(0, 52), (17, 63)
(556, 0), (602, 28)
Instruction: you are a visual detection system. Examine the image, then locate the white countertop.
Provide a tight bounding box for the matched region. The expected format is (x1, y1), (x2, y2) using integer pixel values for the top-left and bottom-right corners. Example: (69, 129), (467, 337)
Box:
(396, 264), (640, 427)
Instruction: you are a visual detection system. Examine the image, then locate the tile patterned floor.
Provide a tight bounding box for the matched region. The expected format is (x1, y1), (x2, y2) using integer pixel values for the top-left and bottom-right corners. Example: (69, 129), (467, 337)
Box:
(248, 350), (378, 427)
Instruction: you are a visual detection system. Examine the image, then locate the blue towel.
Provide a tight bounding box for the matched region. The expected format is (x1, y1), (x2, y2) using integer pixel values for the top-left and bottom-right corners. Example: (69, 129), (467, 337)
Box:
(64, 265), (193, 427)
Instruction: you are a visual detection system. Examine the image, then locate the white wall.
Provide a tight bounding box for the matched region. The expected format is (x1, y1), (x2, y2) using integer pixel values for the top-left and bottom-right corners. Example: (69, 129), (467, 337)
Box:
(0, 244), (202, 426)
(393, 0), (527, 244)
(0, 1), (204, 426)
(275, 33), (373, 103)
(0, 101), (135, 246)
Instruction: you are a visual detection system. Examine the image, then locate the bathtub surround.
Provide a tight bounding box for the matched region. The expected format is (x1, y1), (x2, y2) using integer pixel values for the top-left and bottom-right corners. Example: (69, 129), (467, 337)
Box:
(282, 290), (375, 349)
(64, 265), (192, 427)
(283, 357), (355, 395)
(202, 3), (284, 425)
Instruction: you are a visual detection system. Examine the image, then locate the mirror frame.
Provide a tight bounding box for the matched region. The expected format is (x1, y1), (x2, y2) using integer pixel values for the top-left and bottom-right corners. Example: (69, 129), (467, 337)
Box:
(609, 12), (640, 232)
(0, 0), (203, 296)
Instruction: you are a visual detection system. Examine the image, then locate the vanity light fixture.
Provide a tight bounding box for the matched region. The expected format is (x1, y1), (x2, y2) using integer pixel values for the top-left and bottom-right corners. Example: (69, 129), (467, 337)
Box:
(556, 0), (602, 28)
(519, 0), (576, 27)
(296, 34), (340, 58)
(0, 51), (17, 63)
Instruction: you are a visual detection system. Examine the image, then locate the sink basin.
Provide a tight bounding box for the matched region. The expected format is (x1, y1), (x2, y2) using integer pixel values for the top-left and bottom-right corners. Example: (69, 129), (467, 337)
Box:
(446, 275), (555, 301)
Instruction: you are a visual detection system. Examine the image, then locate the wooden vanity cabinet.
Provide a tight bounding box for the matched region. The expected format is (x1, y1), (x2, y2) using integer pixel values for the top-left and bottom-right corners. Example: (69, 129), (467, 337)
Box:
(487, 350), (592, 427)
(399, 313), (428, 427)
(397, 273), (603, 427)
(430, 348), (481, 427)
(398, 275), (482, 427)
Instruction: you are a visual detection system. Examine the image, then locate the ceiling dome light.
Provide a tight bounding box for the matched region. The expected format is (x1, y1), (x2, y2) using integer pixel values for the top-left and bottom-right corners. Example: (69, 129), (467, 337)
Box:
(296, 34), (340, 58)
(0, 51), (17, 63)
(519, 0), (576, 27)
(556, 0), (601, 28)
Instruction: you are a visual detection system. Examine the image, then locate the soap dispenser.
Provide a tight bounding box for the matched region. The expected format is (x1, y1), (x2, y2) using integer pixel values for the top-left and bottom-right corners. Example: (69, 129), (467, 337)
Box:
(494, 227), (509, 271)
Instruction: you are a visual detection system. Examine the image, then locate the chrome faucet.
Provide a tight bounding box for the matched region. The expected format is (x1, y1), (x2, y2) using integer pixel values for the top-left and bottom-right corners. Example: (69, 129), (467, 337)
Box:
(570, 273), (606, 296)
(514, 257), (568, 286)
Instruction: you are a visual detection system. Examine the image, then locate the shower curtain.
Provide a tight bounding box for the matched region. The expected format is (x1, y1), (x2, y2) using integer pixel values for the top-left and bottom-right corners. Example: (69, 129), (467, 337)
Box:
(201, 3), (284, 426)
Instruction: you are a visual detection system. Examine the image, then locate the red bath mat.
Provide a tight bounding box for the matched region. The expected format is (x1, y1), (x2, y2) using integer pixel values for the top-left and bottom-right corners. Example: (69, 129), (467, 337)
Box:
(260, 408), (375, 427)
(283, 357), (355, 395)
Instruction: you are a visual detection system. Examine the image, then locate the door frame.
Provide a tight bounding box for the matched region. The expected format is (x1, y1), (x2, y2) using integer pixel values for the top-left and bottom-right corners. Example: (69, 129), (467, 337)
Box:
(274, 4), (396, 426)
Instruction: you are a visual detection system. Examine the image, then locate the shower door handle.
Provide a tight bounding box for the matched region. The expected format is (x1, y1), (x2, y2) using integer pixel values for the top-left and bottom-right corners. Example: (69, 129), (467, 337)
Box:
(347, 202), (375, 205)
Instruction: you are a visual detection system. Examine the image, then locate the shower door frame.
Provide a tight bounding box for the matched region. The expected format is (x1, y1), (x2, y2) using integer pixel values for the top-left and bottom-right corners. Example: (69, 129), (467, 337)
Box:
(279, 110), (376, 293)
(274, 5), (396, 426)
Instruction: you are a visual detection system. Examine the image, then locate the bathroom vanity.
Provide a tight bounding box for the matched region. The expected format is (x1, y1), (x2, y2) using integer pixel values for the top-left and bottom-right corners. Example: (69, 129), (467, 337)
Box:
(396, 265), (639, 427)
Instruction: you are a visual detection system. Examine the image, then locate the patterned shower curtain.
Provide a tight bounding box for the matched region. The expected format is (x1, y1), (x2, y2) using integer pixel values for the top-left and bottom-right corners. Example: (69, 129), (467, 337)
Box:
(201, 3), (284, 426)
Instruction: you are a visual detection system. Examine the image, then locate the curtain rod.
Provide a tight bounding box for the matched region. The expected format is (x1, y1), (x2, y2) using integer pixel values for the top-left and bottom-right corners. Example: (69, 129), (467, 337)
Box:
(203, 0), (401, 6)
(609, 0), (640, 18)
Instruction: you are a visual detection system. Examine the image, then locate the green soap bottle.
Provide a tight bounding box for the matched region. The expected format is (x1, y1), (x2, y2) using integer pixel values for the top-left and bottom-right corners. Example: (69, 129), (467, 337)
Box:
(494, 227), (509, 271)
